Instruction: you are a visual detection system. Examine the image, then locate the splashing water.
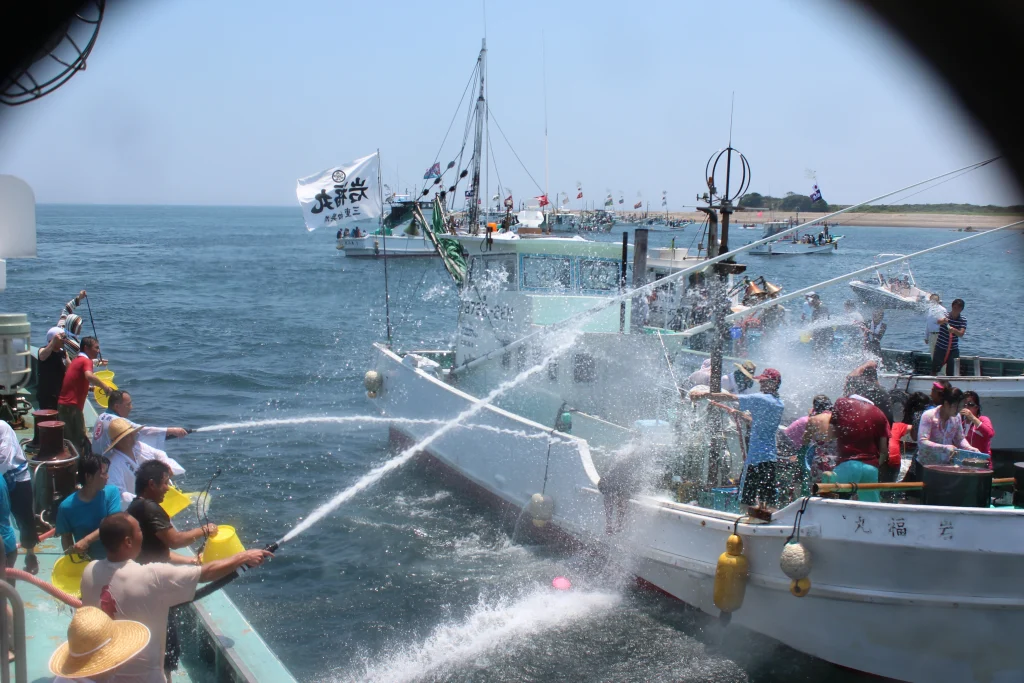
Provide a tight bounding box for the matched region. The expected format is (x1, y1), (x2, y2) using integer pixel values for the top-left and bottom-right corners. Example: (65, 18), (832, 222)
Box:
(195, 416), (444, 433)
(195, 416), (562, 442)
(343, 587), (620, 683)
(276, 328), (583, 545)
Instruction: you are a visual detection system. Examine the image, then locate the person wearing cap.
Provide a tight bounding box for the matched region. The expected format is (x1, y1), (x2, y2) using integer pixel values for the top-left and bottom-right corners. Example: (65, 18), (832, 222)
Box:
(58, 337), (115, 459)
(805, 293), (833, 356)
(37, 326), (70, 411)
(49, 606), (150, 682)
(81, 513), (272, 682)
(1, 420), (39, 574)
(103, 418), (146, 508)
(91, 391), (189, 473)
(693, 368), (785, 510)
(801, 292), (817, 322)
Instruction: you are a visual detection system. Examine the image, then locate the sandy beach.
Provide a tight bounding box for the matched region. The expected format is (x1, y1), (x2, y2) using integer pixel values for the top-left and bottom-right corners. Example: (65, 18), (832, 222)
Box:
(647, 211), (1024, 230)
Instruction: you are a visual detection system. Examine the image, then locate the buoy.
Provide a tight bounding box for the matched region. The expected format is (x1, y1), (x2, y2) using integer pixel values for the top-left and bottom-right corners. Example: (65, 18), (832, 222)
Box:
(552, 576), (571, 591)
(364, 370), (383, 399)
(780, 540), (812, 598)
(713, 533), (748, 621)
(526, 493), (554, 528)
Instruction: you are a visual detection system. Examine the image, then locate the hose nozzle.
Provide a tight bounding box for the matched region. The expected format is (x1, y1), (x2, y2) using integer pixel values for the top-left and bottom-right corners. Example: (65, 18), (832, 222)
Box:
(264, 542), (280, 554)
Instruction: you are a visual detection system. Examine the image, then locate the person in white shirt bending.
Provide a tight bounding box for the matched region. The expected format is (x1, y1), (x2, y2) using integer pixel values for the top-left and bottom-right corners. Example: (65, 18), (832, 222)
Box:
(924, 293), (946, 355)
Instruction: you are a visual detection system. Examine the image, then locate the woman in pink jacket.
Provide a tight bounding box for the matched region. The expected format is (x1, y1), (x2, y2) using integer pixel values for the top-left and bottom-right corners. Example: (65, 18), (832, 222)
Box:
(960, 390), (995, 458)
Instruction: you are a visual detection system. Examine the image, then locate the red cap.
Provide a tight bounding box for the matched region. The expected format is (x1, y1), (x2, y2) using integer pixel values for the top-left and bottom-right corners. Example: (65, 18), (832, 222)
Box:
(754, 368), (781, 382)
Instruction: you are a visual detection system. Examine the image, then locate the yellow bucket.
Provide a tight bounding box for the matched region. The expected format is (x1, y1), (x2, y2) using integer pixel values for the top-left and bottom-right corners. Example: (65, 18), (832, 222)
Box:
(799, 332), (812, 344)
(52, 554), (90, 598)
(93, 370), (117, 408)
(160, 486), (194, 518)
(201, 525), (245, 564)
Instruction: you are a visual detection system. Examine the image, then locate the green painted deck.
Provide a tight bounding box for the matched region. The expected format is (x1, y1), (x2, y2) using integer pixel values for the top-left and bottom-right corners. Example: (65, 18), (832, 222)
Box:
(10, 384), (296, 682)
(16, 538), (296, 682)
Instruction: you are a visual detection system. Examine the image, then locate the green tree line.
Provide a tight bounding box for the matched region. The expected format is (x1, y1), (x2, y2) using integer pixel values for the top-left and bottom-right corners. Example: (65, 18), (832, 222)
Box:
(738, 192), (1024, 215)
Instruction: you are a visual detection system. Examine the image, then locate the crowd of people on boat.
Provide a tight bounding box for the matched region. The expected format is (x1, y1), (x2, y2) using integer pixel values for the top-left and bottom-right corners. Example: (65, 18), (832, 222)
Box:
(0, 289), (273, 681)
(686, 355), (994, 510)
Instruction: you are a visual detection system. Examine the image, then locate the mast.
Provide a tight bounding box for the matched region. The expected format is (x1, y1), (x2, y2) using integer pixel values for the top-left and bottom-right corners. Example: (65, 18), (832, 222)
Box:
(542, 32), (550, 230)
(468, 39), (486, 234)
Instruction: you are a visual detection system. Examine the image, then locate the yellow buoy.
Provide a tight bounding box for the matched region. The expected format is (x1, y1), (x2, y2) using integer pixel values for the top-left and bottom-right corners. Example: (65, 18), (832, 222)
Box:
(713, 533), (749, 620)
(790, 578), (811, 597)
(526, 493), (554, 528)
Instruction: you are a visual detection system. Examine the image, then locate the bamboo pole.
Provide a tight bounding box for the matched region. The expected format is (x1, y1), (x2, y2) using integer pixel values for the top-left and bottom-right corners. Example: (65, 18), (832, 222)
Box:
(813, 477), (1014, 494)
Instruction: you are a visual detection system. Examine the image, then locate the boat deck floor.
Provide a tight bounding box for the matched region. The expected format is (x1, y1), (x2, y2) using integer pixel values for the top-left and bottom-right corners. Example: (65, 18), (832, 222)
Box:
(14, 524), (295, 683)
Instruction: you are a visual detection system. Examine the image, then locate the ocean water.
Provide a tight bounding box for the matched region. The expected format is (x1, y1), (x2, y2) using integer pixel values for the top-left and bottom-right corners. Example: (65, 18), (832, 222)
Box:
(2, 206), (1023, 682)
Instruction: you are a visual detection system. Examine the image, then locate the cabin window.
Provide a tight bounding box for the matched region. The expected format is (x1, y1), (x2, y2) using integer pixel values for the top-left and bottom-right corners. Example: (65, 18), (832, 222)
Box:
(573, 353), (596, 383)
(578, 259), (620, 292)
(468, 255), (517, 291)
(521, 256), (572, 291)
(547, 359), (559, 381)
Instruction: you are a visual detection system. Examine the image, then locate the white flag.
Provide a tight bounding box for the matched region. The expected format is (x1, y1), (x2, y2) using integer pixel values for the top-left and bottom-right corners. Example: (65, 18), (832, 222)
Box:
(296, 152), (381, 232)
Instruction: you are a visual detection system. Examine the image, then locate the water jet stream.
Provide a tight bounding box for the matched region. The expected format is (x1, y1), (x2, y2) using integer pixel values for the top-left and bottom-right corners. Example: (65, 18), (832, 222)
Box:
(276, 329), (583, 546)
(345, 587), (620, 683)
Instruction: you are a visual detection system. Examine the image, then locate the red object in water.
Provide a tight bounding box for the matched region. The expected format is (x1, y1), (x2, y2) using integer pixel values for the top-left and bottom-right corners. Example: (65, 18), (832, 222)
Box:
(551, 576), (572, 591)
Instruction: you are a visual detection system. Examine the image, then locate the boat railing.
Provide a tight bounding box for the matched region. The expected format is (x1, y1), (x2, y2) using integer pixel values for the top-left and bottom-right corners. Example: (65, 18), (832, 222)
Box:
(0, 581), (27, 683)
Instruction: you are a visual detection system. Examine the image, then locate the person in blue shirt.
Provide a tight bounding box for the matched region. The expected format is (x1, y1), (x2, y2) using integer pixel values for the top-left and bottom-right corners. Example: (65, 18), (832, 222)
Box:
(55, 454), (122, 559)
(1, 477), (18, 584)
(696, 368), (785, 509)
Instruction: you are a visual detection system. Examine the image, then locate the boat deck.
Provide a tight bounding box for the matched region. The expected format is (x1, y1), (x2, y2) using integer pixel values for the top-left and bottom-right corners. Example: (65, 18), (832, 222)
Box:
(15, 539), (296, 682)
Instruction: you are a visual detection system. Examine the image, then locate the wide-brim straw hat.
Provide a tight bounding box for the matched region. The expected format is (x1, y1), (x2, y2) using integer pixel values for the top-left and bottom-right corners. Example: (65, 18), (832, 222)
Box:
(103, 417), (143, 455)
(734, 361), (757, 381)
(49, 606), (150, 678)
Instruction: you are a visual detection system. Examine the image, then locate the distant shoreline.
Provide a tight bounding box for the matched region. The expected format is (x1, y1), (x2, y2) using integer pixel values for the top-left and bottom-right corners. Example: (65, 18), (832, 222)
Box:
(643, 211), (1024, 230)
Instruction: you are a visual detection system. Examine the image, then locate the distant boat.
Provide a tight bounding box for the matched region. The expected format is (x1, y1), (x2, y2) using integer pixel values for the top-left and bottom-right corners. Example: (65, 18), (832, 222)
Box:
(748, 221), (844, 255)
(335, 195), (437, 257)
(848, 255), (934, 311)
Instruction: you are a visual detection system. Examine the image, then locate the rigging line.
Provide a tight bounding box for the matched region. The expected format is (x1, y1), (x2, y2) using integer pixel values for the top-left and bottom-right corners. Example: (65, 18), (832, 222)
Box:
(420, 61), (479, 196)
(486, 130), (504, 202)
(488, 110), (546, 194)
(831, 165), (980, 224)
(449, 156), (1002, 376)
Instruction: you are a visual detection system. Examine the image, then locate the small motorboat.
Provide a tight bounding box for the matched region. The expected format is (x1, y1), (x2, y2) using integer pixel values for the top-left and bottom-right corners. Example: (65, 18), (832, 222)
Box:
(849, 255), (934, 311)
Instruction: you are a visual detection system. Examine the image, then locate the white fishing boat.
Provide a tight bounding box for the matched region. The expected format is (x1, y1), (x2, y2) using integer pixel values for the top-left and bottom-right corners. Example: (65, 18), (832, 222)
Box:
(365, 212), (1024, 683)
(849, 255), (935, 311)
(336, 196), (438, 257)
(748, 222), (843, 255)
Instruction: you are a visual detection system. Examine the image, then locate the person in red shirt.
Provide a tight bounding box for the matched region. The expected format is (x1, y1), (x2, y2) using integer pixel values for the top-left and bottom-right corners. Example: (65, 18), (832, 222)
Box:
(829, 394), (890, 503)
(57, 336), (114, 457)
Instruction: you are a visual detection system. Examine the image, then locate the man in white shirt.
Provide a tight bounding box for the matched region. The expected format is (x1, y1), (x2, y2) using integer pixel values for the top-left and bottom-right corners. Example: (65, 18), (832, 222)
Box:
(924, 293), (946, 355)
(92, 390), (188, 458)
(81, 513), (272, 683)
(0, 421), (38, 573)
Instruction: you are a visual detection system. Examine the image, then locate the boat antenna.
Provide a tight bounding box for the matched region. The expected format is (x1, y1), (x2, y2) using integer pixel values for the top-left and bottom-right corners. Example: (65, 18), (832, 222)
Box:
(378, 148), (393, 346)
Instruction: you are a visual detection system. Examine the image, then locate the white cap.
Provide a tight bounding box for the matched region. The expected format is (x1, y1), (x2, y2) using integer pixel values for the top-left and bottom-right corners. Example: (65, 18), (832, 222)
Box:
(805, 291), (818, 299)
(46, 326), (63, 342)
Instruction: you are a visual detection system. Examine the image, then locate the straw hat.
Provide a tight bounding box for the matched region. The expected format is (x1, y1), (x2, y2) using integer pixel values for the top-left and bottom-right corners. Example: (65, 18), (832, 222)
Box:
(103, 417), (142, 455)
(49, 607), (150, 678)
(734, 361), (757, 381)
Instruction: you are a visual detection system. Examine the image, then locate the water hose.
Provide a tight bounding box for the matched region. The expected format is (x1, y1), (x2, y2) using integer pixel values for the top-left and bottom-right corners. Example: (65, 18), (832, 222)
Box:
(814, 477), (1013, 495)
(4, 568), (83, 608)
(189, 541), (280, 603)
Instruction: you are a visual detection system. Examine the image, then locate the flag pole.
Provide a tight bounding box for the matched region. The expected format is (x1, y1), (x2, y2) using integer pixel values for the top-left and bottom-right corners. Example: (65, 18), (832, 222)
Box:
(378, 149), (392, 346)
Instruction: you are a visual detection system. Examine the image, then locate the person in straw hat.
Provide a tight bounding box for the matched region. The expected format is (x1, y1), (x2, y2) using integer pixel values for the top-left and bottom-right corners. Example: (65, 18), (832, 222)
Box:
(102, 417), (145, 508)
(49, 606), (149, 682)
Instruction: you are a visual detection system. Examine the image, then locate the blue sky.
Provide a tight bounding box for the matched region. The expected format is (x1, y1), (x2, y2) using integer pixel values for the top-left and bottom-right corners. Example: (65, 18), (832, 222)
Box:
(0, 0), (1019, 207)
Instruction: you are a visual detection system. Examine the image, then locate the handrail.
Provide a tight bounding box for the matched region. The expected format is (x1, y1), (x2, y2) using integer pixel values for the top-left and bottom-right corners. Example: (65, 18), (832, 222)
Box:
(0, 582), (28, 683)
